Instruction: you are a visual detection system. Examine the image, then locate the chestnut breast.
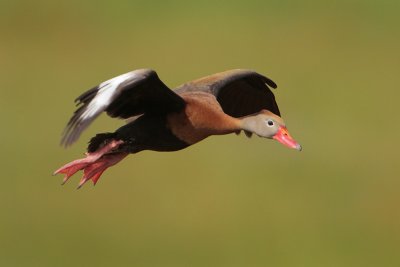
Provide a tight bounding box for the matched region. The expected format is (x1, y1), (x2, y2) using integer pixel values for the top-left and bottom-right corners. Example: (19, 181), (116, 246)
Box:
(166, 92), (239, 144)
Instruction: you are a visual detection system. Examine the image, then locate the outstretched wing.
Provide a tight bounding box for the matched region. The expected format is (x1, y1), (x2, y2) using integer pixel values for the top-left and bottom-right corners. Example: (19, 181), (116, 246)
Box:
(176, 69), (280, 118)
(61, 69), (185, 147)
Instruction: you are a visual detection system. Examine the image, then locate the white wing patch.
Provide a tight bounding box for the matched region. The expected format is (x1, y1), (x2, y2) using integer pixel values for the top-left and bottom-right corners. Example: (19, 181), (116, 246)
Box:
(61, 70), (150, 147)
(80, 72), (133, 120)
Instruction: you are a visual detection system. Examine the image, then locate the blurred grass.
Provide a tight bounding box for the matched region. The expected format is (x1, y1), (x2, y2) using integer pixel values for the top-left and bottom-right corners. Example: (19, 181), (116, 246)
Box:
(1, 0), (399, 266)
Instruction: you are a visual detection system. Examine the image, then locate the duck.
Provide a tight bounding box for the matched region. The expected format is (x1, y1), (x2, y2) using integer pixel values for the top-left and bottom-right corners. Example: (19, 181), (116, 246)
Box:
(54, 69), (301, 188)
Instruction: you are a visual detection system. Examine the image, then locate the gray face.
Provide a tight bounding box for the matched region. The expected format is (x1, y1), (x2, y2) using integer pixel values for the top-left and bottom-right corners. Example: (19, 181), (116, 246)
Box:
(240, 110), (301, 151)
(241, 111), (285, 138)
(252, 114), (282, 138)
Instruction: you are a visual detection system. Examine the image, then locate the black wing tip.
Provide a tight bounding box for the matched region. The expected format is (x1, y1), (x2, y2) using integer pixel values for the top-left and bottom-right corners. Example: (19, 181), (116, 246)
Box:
(59, 105), (89, 148)
(229, 69), (278, 89)
(60, 126), (78, 148)
(255, 73), (277, 89)
(266, 78), (277, 89)
(74, 85), (99, 105)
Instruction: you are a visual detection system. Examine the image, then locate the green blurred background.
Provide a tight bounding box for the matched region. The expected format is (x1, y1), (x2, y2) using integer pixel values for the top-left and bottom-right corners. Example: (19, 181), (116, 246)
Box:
(1, 0), (399, 266)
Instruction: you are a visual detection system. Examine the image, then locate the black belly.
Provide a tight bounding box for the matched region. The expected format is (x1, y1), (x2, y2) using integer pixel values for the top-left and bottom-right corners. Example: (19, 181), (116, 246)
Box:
(115, 114), (189, 153)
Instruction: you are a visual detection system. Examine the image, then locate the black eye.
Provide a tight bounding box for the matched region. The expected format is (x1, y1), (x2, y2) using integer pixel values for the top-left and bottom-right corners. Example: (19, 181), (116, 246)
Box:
(267, 119), (274, 126)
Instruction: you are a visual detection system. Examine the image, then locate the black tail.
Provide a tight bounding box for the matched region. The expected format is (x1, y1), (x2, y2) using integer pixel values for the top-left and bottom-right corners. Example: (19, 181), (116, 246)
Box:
(87, 132), (116, 153)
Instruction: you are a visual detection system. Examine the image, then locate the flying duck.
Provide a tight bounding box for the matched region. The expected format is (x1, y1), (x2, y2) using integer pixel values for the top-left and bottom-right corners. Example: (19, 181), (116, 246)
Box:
(54, 69), (301, 188)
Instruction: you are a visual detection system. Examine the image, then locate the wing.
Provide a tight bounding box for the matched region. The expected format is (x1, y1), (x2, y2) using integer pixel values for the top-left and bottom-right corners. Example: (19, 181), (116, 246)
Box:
(61, 69), (185, 147)
(176, 69), (280, 117)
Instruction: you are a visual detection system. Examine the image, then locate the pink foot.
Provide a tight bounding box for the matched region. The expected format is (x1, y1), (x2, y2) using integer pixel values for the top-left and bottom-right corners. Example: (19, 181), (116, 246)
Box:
(54, 140), (127, 188)
(77, 153), (128, 189)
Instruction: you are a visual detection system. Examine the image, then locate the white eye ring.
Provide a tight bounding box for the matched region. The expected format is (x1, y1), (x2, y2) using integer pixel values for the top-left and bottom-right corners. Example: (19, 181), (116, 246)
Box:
(266, 119), (274, 127)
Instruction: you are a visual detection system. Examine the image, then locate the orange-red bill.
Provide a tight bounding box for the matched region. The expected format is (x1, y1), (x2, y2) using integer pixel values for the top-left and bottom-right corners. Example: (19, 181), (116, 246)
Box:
(273, 126), (302, 151)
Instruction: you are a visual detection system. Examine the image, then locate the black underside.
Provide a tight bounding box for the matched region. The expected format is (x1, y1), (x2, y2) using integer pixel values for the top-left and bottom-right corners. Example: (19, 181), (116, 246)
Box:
(87, 114), (189, 154)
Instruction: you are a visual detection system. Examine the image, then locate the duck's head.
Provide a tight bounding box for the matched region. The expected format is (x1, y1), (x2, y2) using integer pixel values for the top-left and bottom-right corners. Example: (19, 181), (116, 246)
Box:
(240, 110), (302, 151)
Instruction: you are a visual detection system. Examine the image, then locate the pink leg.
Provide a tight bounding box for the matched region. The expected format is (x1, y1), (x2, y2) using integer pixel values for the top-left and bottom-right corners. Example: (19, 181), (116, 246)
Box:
(54, 140), (126, 188)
